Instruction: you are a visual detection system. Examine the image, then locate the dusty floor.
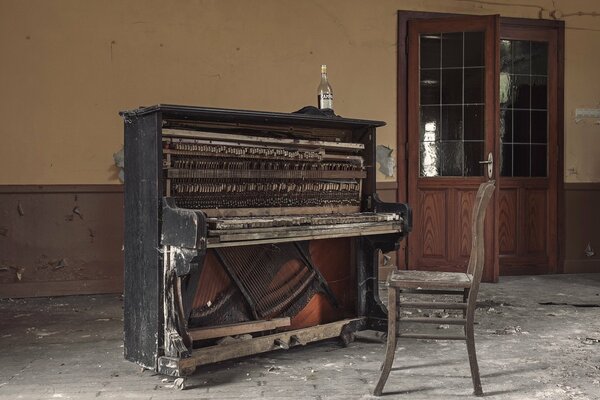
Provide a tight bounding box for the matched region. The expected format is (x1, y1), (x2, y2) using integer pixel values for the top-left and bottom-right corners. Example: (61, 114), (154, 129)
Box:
(0, 274), (599, 400)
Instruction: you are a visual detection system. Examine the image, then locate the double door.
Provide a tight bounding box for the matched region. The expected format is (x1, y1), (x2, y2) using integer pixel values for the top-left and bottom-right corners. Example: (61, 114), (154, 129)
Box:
(404, 15), (559, 281)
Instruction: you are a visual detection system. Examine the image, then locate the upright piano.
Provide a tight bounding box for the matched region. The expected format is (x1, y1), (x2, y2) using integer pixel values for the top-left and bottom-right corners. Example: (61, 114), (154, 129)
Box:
(120, 105), (411, 377)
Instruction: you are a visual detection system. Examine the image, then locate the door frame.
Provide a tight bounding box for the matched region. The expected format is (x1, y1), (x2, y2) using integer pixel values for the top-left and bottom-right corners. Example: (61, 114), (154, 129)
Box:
(396, 11), (565, 276)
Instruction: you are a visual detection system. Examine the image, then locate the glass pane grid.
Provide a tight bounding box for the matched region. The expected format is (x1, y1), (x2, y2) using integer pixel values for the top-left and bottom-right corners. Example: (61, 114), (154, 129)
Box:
(499, 39), (548, 178)
(419, 31), (485, 178)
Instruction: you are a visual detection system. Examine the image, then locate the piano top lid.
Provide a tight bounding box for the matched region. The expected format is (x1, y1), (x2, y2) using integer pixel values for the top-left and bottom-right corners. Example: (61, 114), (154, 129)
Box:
(119, 104), (386, 130)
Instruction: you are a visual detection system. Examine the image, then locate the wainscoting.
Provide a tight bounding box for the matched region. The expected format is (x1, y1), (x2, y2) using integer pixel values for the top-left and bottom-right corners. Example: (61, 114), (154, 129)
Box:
(564, 183), (600, 273)
(0, 183), (399, 298)
(1, 181), (595, 298)
(0, 185), (124, 298)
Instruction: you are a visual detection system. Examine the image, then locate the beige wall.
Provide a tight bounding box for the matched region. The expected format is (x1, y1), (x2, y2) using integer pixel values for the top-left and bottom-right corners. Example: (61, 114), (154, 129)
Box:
(0, 0), (599, 184)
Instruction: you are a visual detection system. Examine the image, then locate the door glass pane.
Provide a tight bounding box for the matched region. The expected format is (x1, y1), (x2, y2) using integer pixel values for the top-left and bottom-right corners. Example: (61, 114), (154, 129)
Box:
(419, 31), (485, 177)
(420, 34), (441, 68)
(499, 39), (549, 177)
(420, 69), (441, 104)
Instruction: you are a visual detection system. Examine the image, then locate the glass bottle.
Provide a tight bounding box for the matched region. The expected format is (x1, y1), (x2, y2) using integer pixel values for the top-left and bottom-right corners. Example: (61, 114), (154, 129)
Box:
(317, 64), (334, 110)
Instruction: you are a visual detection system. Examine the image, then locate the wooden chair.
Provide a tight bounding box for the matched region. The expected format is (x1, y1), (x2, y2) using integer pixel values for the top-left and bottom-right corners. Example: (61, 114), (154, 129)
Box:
(374, 180), (495, 397)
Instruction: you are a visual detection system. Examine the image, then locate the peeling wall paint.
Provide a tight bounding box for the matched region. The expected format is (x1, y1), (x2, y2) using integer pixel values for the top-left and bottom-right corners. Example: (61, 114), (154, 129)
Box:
(376, 145), (396, 177)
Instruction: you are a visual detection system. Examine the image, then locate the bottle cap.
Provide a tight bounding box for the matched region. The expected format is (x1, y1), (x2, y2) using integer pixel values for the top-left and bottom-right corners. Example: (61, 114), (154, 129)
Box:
(321, 64), (327, 73)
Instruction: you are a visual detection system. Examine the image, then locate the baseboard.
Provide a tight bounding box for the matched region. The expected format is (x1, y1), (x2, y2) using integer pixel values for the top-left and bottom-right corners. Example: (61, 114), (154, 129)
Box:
(563, 259), (600, 274)
(0, 279), (123, 298)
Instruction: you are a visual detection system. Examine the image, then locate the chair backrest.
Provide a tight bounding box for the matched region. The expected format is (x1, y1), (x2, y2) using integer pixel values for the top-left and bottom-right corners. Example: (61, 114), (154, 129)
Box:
(466, 181), (495, 296)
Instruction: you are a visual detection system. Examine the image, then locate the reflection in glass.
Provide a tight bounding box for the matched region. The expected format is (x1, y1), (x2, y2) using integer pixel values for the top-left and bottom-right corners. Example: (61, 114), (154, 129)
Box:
(442, 32), (463, 68)
(464, 32), (485, 67)
(442, 105), (462, 141)
(421, 34), (441, 69)
(442, 142), (463, 176)
(442, 69), (462, 104)
(513, 75), (531, 109)
(531, 111), (547, 144)
(500, 109), (512, 142)
(464, 105), (484, 141)
(420, 106), (440, 142)
(464, 142), (484, 176)
(531, 76), (547, 109)
(513, 144), (530, 176)
(531, 42), (548, 75)
(513, 110), (530, 143)
(512, 40), (531, 74)
(420, 142), (440, 177)
(420, 69), (441, 105)
(500, 40), (512, 73)
(499, 73), (513, 108)
(464, 68), (484, 103)
(531, 145), (547, 176)
(501, 144), (512, 176)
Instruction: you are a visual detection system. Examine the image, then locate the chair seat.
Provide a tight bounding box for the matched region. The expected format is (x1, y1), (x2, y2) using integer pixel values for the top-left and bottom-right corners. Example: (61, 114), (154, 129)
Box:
(388, 270), (473, 289)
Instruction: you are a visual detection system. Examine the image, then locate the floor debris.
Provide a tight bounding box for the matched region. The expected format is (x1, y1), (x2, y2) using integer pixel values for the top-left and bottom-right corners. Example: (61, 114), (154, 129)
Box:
(1, 274), (599, 399)
(580, 337), (600, 345)
(494, 325), (528, 335)
(539, 301), (600, 307)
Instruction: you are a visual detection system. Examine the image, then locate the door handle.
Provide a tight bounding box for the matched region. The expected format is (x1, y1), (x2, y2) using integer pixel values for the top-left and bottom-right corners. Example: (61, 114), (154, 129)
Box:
(478, 153), (493, 179)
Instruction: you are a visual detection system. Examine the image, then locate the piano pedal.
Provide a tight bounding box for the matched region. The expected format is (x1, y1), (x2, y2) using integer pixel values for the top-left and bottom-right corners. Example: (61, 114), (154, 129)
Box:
(274, 338), (290, 350)
(290, 335), (305, 346)
(339, 331), (356, 347)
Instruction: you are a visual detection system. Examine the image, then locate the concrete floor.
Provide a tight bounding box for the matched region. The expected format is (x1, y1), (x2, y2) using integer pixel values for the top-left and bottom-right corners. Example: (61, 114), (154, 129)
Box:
(0, 274), (599, 400)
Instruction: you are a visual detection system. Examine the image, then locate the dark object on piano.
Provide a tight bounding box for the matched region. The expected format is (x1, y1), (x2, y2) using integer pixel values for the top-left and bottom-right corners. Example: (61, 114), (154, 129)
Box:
(293, 105), (338, 117)
(120, 105), (412, 377)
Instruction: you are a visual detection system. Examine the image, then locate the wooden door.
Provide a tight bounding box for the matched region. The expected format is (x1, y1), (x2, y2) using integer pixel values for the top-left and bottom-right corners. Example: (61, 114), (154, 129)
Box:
(497, 26), (558, 275)
(407, 15), (500, 282)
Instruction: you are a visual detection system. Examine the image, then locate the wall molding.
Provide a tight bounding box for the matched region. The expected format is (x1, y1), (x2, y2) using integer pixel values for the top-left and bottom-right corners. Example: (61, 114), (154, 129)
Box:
(376, 181), (398, 190)
(0, 184), (123, 194)
(564, 182), (600, 191)
(1, 279), (123, 298)
(564, 260), (600, 274)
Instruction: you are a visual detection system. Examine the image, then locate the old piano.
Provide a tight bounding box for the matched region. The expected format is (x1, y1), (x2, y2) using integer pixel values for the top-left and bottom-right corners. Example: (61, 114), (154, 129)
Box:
(120, 105), (411, 377)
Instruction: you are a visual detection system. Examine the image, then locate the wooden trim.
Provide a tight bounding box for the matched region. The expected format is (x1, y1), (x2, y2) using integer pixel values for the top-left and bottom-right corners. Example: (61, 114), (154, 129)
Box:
(396, 11), (454, 270)
(0, 184), (123, 194)
(0, 279), (123, 298)
(501, 17), (564, 29)
(500, 264), (549, 276)
(188, 318), (291, 341)
(563, 260), (600, 274)
(564, 183), (600, 191)
(163, 318), (363, 374)
(492, 16), (502, 282)
(556, 21), (566, 273)
(376, 181), (398, 190)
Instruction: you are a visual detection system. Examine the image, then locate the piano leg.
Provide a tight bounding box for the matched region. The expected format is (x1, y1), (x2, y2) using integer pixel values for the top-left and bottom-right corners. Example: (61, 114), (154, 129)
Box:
(360, 236), (404, 333)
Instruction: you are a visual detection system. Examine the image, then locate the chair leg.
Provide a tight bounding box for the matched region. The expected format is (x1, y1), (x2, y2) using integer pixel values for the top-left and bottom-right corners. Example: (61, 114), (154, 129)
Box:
(465, 310), (483, 396)
(374, 287), (398, 396)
